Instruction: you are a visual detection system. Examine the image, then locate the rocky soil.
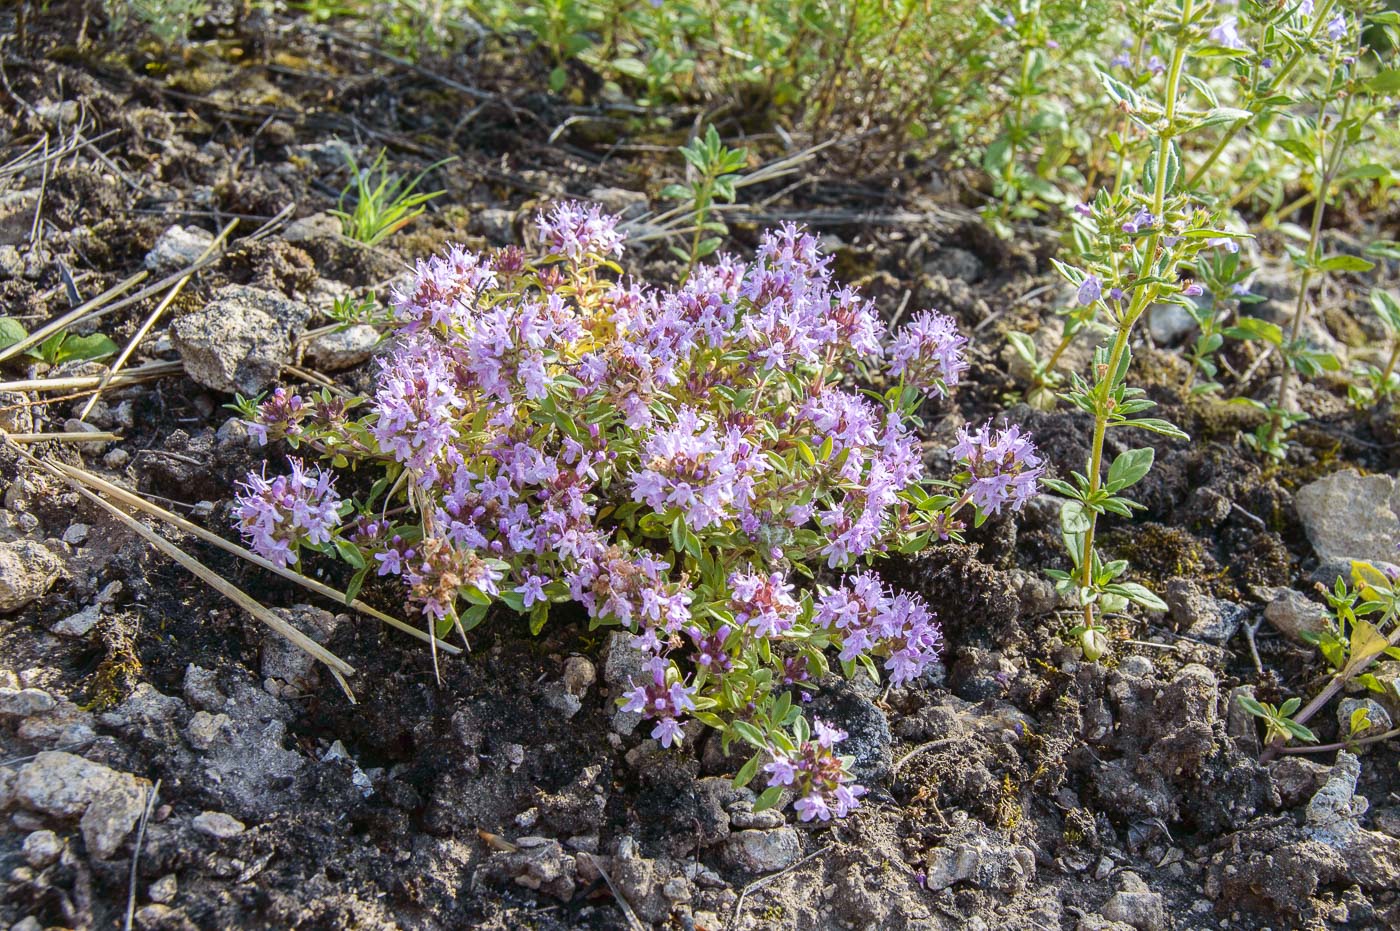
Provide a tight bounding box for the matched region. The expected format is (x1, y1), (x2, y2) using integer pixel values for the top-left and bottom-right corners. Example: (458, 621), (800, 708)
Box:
(2, 5), (1400, 930)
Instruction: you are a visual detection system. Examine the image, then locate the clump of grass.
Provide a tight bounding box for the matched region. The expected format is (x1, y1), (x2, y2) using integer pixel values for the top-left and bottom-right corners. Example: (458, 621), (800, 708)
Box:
(331, 149), (452, 247)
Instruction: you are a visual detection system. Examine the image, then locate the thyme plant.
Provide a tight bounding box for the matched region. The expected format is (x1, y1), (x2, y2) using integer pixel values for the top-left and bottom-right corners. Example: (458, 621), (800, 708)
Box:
(234, 203), (1044, 820)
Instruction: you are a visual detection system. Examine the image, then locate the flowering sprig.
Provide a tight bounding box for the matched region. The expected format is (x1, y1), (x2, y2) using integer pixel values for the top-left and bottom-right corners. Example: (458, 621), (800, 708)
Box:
(233, 204), (1043, 821)
(234, 457), (344, 568)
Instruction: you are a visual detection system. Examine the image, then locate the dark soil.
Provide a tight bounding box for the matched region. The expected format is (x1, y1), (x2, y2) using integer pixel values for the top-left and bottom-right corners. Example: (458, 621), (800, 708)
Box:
(3, 5), (1400, 931)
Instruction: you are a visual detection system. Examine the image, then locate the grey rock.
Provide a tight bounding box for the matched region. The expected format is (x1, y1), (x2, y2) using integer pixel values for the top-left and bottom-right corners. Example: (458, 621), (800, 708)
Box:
(563, 656), (596, 696)
(15, 751), (123, 816)
(1164, 578), (1247, 643)
(588, 186), (649, 220)
(485, 837), (576, 900)
(61, 523), (89, 545)
(145, 225), (215, 274)
(281, 212), (341, 244)
(1147, 302), (1196, 347)
(471, 208), (515, 244)
(0, 687), (56, 718)
(182, 664), (226, 712)
(148, 873), (178, 904)
(171, 285), (313, 395)
(1337, 698), (1392, 743)
(923, 247), (983, 283)
(724, 827), (800, 873)
(261, 604), (345, 696)
(1100, 889), (1166, 931)
(0, 540), (62, 614)
(304, 324), (380, 371)
(22, 829), (62, 867)
(1264, 588), (1330, 642)
(81, 774), (148, 859)
(0, 189), (39, 246)
(1295, 470), (1400, 564)
(192, 810), (246, 838)
(1306, 751), (1366, 847)
(185, 710), (231, 751)
(603, 631), (649, 736)
(10, 917), (42, 931)
(924, 830), (1036, 892)
(51, 603), (102, 638)
(14, 752), (147, 859)
(541, 684), (582, 719)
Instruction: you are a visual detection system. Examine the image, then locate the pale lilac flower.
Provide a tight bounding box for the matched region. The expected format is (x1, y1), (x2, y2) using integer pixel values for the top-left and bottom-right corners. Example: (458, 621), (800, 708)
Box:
(622, 667), (698, 748)
(764, 718), (866, 822)
(1147, 56), (1165, 76)
(536, 201), (626, 262)
(1206, 236), (1240, 254)
(887, 310), (969, 396)
(1073, 202), (1093, 218)
(814, 571), (943, 684)
(1121, 209), (1155, 234)
(950, 420), (1045, 515)
(1078, 274), (1102, 306)
(1182, 281), (1204, 297)
(1210, 17), (1247, 50)
(1326, 13), (1347, 40)
(233, 458), (342, 567)
(1111, 51), (1132, 68)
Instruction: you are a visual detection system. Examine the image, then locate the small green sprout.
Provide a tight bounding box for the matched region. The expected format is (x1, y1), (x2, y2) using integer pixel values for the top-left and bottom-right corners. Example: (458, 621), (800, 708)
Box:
(331, 149), (451, 247)
(660, 125), (748, 280)
(1237, 695), (1317, 746)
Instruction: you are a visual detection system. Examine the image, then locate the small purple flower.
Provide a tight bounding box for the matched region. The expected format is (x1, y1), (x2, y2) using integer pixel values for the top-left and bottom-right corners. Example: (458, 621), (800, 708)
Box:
(1121, 209), (1155, 234)
(1147, 56), (1165, 76)
(1073, 202), (1093, 218)
(1111, 52), (1132, 69)
(515, 574), (548, 608)
(1109, 287), (1125, 302)
(1182, 281), (1204, 297)
(1077, 274), (1102, 306)
(1206, 236), (1240, 254)
(1299, 0), (1314, 15)
(765, 718), (867, 822)
(1262, 57), (1274, 69)
(621, 666), (698, 749)
(1231, 282), (1253, 297)
(1326, 13), (1347, 41)
(999, 13), (1015, 27)
(1210, 16), (1247, 51)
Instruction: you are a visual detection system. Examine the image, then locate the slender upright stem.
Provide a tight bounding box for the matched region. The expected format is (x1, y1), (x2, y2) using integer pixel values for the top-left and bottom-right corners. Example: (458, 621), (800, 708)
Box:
(1077, 0), (1193, 629)
(1265, 57), (1350, 449)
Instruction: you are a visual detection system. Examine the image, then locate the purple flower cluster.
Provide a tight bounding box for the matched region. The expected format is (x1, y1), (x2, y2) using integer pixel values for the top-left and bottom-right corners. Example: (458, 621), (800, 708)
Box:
(729, 570), (800, 638)
(623, 664), (699, 747)
(887, 311), (969, 396)
(631, 408), (767, 531)
(814, 570), (943, 685)
(535, 201), (625, 263)
(951, 421), (1044, 515)
(234, 202), (1042, 822)
(234, 457), (342, 567)
(764, 719), (867, 821)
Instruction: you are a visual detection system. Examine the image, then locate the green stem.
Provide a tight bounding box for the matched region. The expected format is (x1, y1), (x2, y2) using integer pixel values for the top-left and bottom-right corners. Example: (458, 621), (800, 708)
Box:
(1077, 0), (1193, 631)
(1265, 54), (1350, 450)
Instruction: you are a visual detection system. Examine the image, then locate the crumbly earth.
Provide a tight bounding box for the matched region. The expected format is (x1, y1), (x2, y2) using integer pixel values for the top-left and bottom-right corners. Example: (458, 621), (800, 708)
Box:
(2, 6), (1399, 931)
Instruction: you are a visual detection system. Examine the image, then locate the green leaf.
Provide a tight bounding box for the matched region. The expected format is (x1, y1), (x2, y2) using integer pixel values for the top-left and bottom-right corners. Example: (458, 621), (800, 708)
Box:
(1106, 447), (1154, 492)
(460, 601), (489, 633)
(528, 602), (550, 636)
(1112, 581), (1167, 611)
(1060, 500), (1093, 534)
(734, 752), (761, 788)
(729, 720), (767, 750)
(1367, 68), (1400, 94)
(0, 317), (27, 351)
(752, 785), (784, 813)
(53, 332), (119, 363)
(1318, 255), (1375, 274)
(1125, 417), (1189, 440)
